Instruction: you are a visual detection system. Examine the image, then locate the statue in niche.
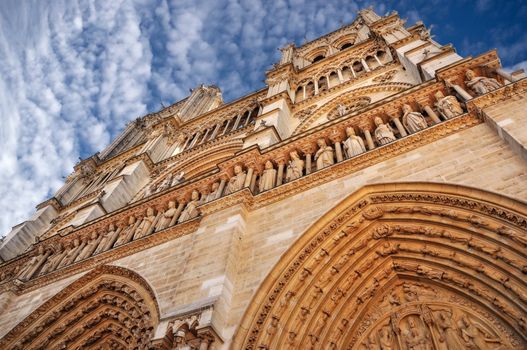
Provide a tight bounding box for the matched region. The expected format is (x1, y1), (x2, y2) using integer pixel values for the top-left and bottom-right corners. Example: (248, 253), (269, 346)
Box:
(402, 318), (433, 350)
(75, 231), (101, 262)
(225, 165), (246, 194)
(378, 324), (395, 350)
(114, 216), (140, 247)
(157, 173), (173, 192)
(457, 314), (501, 350)
(155, 201), (177, 231)
(337, 104), (347, 117)
(434, 91), (463, 119)
(465, 69), (502, 96)
(314, 138), (334, 170)
(434, 310), (463, 349)
(39, 244), (65, 275)
(58, 238), (85, 268)
(206, 181), (222, 202)
(374, 117), (396, 145)
(259, 160), (277, 192)
(402, 104), (428, 134)
(95, 224), (121, 254)
(285, 151), (304, 182)
(178, 190), (200, 223)
(342, 127), (366, 158)
(143, 182), (159, 198)
(17, 245), (48, 280)
(133, 207), (158, 240)
(171, 171), (185, 186)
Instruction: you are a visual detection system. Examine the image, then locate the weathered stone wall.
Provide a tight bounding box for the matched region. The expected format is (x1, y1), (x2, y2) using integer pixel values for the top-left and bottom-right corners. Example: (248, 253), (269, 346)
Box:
(1, 121), (527, 349)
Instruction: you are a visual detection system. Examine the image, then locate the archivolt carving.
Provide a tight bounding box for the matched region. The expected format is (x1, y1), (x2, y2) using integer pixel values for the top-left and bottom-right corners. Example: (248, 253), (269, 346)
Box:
(0, 265), (159, 350)
(233, 182), (527, 349)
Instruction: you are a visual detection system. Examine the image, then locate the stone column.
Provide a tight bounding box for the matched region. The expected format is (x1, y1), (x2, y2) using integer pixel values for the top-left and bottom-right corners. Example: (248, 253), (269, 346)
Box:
(337, 69), (344, 83)
(276, 157), (286, 186)
(182, 136), (191, 150)
(421, 104), (442, 124)
(361, 59), (371, 72)
(374, 54), (383, 66)
(250, 171), (258, 193)
(244, 166), (254, 188)
(189, 131), (202, 148)
(243, 112), (251, 127)
(495, 68), (518, 83)
(360, 125), (375, 150)
(446, 80), (473, 101)
(169, 200), (186, 226)
(210, 123), (221, 140)
(301, 145), (315, 175)
(303, 85), (307, 100)
(221, 119), (231, 136)
(330, 131), (344, 162)
(232, 114), (242, 130)
(390, 115), (407, 137)
(314, 80), (319, 95)
(216, 177), (227, 200)
(326, 74), (331, 89)
(351, 67), (357, 78)
(199, 128), (210, 145)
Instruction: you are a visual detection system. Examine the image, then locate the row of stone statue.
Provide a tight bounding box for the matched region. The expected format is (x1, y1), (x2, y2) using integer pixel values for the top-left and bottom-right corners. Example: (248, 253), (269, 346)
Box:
(14, 197), (202, 282)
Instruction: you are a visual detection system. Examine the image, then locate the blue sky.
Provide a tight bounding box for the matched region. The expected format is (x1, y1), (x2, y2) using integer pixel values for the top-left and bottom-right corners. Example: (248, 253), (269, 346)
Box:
(0, 0), (525, 236)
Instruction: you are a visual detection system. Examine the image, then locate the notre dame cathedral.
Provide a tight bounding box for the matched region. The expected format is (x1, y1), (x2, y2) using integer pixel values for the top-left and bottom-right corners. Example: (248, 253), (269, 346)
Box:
(1, 7), (526, 350)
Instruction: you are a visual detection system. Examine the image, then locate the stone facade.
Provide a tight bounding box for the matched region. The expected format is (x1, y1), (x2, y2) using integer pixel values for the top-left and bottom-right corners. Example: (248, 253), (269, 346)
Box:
(1, 8), (527, 350)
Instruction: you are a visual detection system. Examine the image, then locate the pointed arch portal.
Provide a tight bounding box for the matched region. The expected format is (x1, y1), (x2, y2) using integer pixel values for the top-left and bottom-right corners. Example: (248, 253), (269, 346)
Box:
(234, 182), (527, 349)
(0, 265), (159, 350)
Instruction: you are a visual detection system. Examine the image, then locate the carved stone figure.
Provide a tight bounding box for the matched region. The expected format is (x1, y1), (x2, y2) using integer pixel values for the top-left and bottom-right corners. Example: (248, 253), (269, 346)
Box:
(343, 127), (366, 158)
(156, 201), (177, 231)
(379, 324), (395, 350)
(434, 91), (463, 119)
(58, 239), (85, 268)
(17, 245), (48, 280)
(373, 117), (396, 145)
(457, 314), (499, 350)
(95, 224), (121, 254)
(114, 216), (140, 247)
(143, 182), (158, 198)
(75, 232), (101, 262)
(157, 173), (173, 192)
(39, 244), (65, 275)
(285, 151), (304, 182)
(171, 171), (185, 186)
(402, 318), (432, 350)
(435, 310), (463, 349)
(206, 181), (222, 202)
(225, 165), (246, 194)
(314, 138), (334, 170)
(259, 161), (277, 192)
(133, 208), (158, 240)
(337, 104), (347, 117)
(401, 104), (428, 134)
(178, 190), (200, 223)
(465, 69), (502, 96)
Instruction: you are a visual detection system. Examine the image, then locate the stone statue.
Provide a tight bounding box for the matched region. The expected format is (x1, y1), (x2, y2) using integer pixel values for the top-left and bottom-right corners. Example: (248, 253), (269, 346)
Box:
(114, 216), (140, 247)
(206, 181), (222, 202)
(133, 207), (158, 240)
(259, 160), (277, 192)
(95, 224), (121, 254)
(143, 182), (158, 198)
(17, 245), (48, 281)
(155, 201), (177, 231)
(285, 151), (304, 182)
(402, 318), (433, 350)
(75, 231), (102, 262)
(342, 127), (366, 158)
(435, 310), (463, 349)
(465, 69), (502, 96)
(402, 104), (428, 134)
(39, 244), (66, 275)
(314, 138), (334, 170)
(378, 324), (395, 350)
(374, 117), (396, 145)
(434, 91), (463, 119)
(225, 165), (246, 194)
(58, 238), (85, 268)
(157, 173), (173, 192)
(178, 190), (200, 223)
(337, 104), (347, 117)
(457, 314), (498, 350)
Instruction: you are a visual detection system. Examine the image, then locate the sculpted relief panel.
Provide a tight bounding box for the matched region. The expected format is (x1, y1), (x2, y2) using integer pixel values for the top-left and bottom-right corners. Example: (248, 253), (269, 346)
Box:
(233, 183), (527, 350)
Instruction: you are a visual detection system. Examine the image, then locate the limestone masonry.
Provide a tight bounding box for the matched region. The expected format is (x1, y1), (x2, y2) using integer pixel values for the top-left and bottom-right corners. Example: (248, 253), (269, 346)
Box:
(1, 8), (527, 350)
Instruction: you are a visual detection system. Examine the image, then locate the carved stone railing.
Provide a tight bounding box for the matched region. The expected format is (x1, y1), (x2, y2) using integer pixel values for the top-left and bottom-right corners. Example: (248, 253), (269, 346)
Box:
(0, 52), (519, 295)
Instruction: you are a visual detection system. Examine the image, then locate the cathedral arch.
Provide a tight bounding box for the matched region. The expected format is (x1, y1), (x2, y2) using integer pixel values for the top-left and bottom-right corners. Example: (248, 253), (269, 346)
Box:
(0, 265), (160, 350)
(233, 182), (527, 349)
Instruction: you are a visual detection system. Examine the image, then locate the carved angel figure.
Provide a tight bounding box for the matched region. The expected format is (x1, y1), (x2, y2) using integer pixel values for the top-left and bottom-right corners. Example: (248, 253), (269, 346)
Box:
(402, 104), (428, 134)
(434, 91), (463, 119)
(178, 190), (200, 223)
(225, 165), (246, 194)
(259, 161), (276, 192)
(285, 151), (304, 182)
(465, 69), (502, 96)
(314, 138), (334, 170)
(342, 127), (366, 158)
(374, 117), (396, 145)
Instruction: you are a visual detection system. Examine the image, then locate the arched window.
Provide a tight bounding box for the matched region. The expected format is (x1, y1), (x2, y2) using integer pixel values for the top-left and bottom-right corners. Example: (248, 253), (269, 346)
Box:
(353, 61), (364, 75)
(377, 50), (389, 64)
(305, 82), (315, 98)
(295, 86), (304, 102)
(312, 55), (325, 63)
(341, 66), (352, 80)
(318, 76), (328, 93)
(239, 111), (249, 129)
(340, 42), (352, 50)
(366, 55), (379, 70)
(329, 71), (339, 87)
(248, 107), (259, 125)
